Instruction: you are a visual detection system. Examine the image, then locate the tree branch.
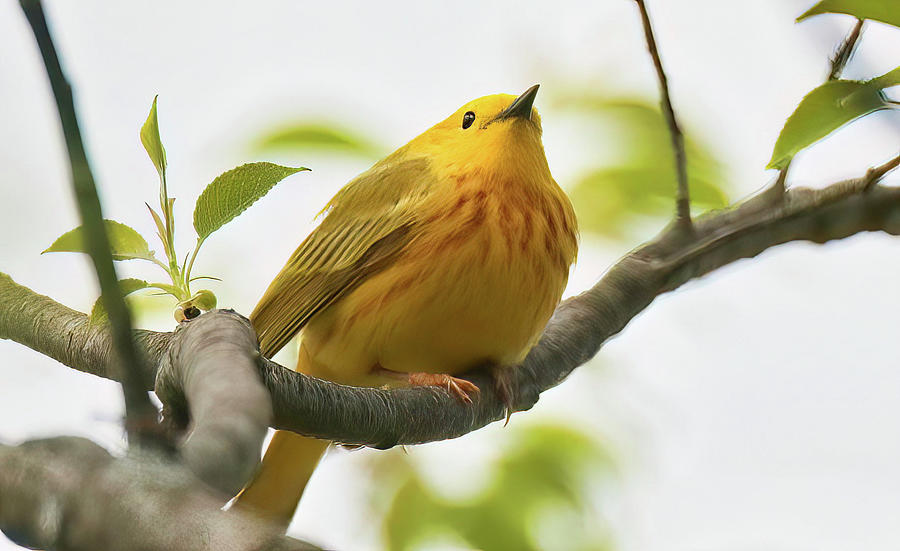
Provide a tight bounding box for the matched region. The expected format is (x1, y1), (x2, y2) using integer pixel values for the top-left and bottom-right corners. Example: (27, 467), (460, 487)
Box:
(156, 310), (272, 497)
(6, 4), (894, 550)
(829, 18), (864, 81)
(0, 437), (321, 551)
(18, 0), (161, 447)
(633, 0), (691, 228)
(0, 272), (170, 382)
(4, 154), (898, 448)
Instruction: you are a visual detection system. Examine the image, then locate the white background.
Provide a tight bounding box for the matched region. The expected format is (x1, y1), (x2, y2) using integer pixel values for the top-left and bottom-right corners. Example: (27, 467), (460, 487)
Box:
(1, 0), (899, 549)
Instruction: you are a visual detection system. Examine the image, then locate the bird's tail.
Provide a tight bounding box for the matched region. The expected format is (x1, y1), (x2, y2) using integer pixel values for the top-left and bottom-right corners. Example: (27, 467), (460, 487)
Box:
(232, 343), (330, 526)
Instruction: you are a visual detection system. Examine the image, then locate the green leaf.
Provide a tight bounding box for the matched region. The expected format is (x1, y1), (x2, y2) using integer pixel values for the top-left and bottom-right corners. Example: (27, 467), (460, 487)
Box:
(180, 289), (217, 311)
(191, 289), (217, 310)
(89, 278), (149, 324)
(193, 162), (308, 240)
(256, 123), (382, 157)
(767, 69), (898, 169)
(140, 96), (167, 177)
(798, 0), (900, 28)
(189, 275), (222, 282)
(43, 220), (156, 261)
(871, 66), (900, 89)
(148, 282), (183, 299)
(145, 202), (167, 245)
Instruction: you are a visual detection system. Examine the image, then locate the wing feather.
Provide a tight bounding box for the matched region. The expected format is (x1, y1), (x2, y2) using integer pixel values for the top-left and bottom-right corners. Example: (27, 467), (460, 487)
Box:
(251, 156), (430, 357)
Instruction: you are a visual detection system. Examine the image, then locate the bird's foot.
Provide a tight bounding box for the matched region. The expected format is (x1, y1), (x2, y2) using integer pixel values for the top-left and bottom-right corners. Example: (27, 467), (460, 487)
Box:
(408, 372), (480, 403)
(489, 365), (517, 426)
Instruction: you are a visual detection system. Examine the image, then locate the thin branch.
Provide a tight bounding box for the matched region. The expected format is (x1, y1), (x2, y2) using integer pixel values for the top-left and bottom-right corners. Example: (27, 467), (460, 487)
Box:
(863, 152), (900, 190)
(829, 18), (864, 81)
(5, 153), (898, 448)
(17, 0), (162, 447)
(770, 159), (791, 199)
(633, 0), (691, 228)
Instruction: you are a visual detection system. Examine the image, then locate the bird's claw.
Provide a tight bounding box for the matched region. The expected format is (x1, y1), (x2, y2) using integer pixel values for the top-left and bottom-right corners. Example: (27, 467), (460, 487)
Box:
(490, 365), (517, 426)
(408, 372), (480, 403)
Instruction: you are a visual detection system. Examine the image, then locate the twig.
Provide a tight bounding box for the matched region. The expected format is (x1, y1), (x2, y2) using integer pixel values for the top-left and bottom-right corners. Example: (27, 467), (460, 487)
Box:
(18, 0), (164, 448)
(633, 0), (691, 229)
(771, 159), (791, 199)
(829, 18), (864, 81)
(862, 152), (900, 190)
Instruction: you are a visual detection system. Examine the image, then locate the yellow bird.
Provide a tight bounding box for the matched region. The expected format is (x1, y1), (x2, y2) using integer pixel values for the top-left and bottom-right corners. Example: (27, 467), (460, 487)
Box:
(235, 85), (578, 524)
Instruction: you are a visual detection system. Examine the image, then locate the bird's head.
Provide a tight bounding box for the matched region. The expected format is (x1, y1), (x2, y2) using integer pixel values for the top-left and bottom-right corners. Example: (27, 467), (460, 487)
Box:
(408, 85), (549, 180)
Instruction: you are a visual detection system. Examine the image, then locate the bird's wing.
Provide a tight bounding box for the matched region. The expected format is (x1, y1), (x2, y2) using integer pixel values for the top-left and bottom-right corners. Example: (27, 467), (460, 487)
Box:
(251, 155), (430, 357)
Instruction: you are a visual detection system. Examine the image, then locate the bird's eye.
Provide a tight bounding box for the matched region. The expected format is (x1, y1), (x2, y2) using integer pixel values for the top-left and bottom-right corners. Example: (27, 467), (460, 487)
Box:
(462, 111), (476, 129)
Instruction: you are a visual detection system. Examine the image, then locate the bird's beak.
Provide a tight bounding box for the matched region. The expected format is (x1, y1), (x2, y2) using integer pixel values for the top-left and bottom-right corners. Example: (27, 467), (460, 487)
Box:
(495, 84), (539, 122)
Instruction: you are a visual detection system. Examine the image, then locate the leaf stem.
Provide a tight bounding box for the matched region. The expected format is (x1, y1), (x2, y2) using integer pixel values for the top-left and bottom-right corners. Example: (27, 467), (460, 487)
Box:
(150, 255), (171, 273)
(183, 237), (205, 295)
(158, 173), (180, 275)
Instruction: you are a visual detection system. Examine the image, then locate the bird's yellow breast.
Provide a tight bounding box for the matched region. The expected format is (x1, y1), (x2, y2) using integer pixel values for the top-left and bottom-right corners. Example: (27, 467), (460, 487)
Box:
(239, 88), (578, 524)
(300, 167), (577, 387)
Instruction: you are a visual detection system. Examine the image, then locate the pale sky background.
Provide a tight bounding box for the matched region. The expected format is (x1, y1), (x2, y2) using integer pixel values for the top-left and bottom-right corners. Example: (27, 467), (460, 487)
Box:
(2, 0), (900, 550)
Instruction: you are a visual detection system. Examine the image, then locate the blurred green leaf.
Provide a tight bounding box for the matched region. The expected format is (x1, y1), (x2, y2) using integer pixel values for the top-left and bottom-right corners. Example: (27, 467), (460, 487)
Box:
(193, 162), (308, 241)
(43, 220), (156, 262)
(182, 289), (217, 311)
(140, 96), (167, 178)
(382, 424), (616, 551)
(570, 167), (727, 237)
(797, 0), (900, 28)
(560, 98), (729, 237)
(256, 123), (382, 157)
(89, 278), (149, 324)
(767, 68), (899, 169)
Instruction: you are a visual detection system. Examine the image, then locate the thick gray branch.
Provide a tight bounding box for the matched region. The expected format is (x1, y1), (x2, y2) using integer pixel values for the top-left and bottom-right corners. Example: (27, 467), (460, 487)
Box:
(264, 158), (900, 445)
(1, 154), (898, 551)
(7, 157), (897, 449)
(156, 310), (272, 497)
(0, 437), (320, 551)
(0, 273), (169, 383)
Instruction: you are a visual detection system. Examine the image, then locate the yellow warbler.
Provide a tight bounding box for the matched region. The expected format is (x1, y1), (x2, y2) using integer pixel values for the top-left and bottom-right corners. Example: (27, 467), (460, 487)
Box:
(236, 85), (578, 523)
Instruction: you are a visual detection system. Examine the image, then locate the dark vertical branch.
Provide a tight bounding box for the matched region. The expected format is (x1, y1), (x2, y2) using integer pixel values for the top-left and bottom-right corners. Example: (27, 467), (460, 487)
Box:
(18, 0), (164, 448)
(633, 0), (691, 229)
(829, 18), (864, 81)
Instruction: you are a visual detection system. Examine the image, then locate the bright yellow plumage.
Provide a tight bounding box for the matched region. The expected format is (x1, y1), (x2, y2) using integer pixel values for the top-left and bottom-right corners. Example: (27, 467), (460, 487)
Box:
(236, 85), (578, 524)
